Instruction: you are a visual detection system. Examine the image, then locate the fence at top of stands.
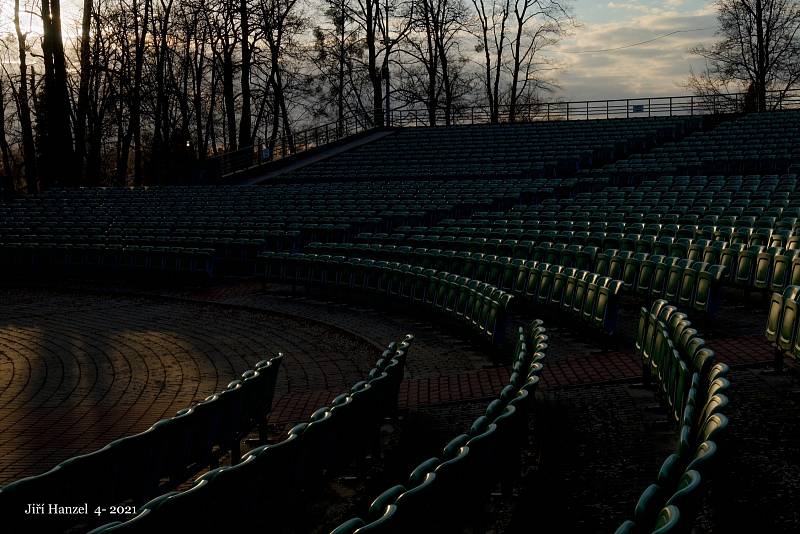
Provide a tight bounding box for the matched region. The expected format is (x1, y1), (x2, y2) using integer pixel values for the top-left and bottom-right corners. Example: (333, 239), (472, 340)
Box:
(389, 88), (800, 127)
(217, 88), (800, 177)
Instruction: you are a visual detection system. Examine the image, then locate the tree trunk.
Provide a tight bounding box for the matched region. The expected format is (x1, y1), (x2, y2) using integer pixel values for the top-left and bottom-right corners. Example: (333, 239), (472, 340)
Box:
(434, 16), (453, 126)
(479, 11), (494, 121)
(75, 0), (94, 181)
(279, 87), (295, 152)
(239, 0), (252, 147)
(14, 0), (38, 193)
(755, 0), (767, 112)
(0, 79), (13, 194)
(365, 0), (384, 126)
(223, 43), (237, 152)
(118, 0), (150, 185)
(509, 20), (523, 123)
(151, 0), (174, 182)
(40, 0), (75, 188)
(492, 1), (509, 123)
(337, 0), (346, 136)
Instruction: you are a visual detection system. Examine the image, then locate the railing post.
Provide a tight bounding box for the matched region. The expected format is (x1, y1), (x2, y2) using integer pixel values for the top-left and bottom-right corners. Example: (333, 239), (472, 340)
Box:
(691, 96), (694, 116)
(547, 102), (550, 121)
(566, 102), (570, 121)
(626, 99), (629, 118)
(606, 100), (609, 119)
(586, 101), (589, 120)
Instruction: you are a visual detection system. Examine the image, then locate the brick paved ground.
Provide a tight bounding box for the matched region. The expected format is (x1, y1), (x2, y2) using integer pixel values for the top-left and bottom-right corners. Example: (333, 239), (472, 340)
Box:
(155, 280), (799, 532)
(3, 279), (799, 533)
(0, 287), (377, 485)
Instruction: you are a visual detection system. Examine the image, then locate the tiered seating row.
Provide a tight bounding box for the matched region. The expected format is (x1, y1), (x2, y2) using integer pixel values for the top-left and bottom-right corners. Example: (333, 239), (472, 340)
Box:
(306, 242), (724, 318)
(540, 174), (800, 225)
(622, 301), (731, 533)
(0, 243), (217, 279)
(259, 253), (514, 345)
(765, 285), (800, 371)
(88, 337), (413, 533)
(598, 110), (800, 177)
(330, 322), (547, 533)
(0, 355), (283, 533)
(374, 223), (798, 267)
(290, 116), (698, 181)
(0, 179), (563, 276)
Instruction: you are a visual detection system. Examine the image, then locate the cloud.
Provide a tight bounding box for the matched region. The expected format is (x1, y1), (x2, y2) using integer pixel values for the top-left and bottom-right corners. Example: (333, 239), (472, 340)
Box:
(607, 2), (660, 14)
(550, 5), (719, 100)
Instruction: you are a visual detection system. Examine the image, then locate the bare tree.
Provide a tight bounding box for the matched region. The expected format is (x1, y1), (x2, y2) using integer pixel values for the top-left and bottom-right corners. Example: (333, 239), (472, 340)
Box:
(350, 0), (384, 125)
(400, 0), (467, 124)
(13, 0), (38, 191)
(39, 0), (76, 186)
(239, 0), (253, 147)
(471, 0), (509, 123)
(468, 0), (570, 122)
(690, 0), (800, 111)
(507, 0), (569, 122)
(0, 76), (13, 191)
(259, 0), (304, 153)
(312, 0), (365, 134)
(0, 0), (576, 188)
(74, 0), (94, 180)
(113, 0), (152, 184)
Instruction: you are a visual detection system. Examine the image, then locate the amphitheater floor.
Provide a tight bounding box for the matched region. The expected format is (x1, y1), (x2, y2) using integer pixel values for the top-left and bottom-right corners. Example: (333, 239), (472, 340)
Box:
(0, 287), (379, 484)
(1, 280), (799, 533)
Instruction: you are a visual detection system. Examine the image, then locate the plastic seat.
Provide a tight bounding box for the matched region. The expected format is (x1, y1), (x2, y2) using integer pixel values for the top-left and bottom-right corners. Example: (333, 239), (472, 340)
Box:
(632, 483), (665, 527)
(652, 505), (681, 534)
(664, 259), (691, 302)
(778, 287), (800, 353)
(735, 245), (764, 288)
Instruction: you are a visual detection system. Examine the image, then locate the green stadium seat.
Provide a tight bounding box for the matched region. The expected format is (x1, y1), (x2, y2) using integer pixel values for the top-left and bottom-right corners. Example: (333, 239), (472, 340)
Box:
(651, 505), (680, 534)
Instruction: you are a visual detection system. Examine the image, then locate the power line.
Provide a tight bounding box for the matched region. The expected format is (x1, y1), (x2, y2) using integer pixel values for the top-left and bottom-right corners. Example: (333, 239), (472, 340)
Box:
(566, 28), (713, 54)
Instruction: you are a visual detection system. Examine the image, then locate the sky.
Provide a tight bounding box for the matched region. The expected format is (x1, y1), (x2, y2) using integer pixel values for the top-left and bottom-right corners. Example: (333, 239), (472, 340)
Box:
(551, 0), (719, 100)
(0, 0), (721, 102)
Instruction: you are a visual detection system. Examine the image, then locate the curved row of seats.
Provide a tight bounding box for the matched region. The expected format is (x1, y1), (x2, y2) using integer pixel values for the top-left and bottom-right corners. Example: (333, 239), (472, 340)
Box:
(624, 300), (730, 533)
(305, 242), (722, 318)
(0, 242), (217, 279)
(0, 179), (565, 276)
(355, 229), (795, 267)
(600, 110), (800, 176)
(516, 265), (623, 336)
(394, 219), (798, 246)
(296, 244), (623, 335)
(0, 354), (283, 533)
(765, 285), (800, 371)
(329, 322), (547, 533)
(259, 252), (513, 346)
(620, 370), (728, 533)
(538, 177), (800, 222)
(288, 116), (696, 181)
(525, 239), (790, 298)
(594, 252), (725, 316)
(87, 337), (412, 533)
(537, 204), (800, 226)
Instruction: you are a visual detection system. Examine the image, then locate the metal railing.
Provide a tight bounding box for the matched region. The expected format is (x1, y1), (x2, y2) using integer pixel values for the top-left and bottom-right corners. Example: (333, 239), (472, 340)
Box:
(214, 88), (800, 174)
(206, 114), (373, 179)
(270, 113), (372, 161)
(390, 89), (800, 127)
